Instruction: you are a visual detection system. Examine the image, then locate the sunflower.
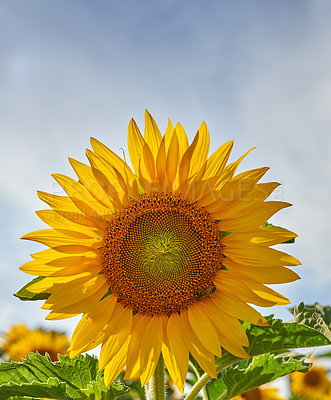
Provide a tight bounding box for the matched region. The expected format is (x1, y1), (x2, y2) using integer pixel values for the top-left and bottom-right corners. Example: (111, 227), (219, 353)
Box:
(232, 386), (285, 400)
(290, 362), (331, 400)
(20, 111), (300, 392)
(1, 323), (69, 361)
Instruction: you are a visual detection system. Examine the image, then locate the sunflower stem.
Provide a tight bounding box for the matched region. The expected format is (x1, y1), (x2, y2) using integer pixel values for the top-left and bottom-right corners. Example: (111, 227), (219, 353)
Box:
(184, 372), (211, 400)
(145, 355), (165, 400)
(184, 358), (239, 400)
(189, 362), (210, 400)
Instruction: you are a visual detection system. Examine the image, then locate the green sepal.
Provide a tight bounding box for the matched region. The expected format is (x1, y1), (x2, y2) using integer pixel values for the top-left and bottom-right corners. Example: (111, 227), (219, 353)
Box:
(14, 277), (51, 301)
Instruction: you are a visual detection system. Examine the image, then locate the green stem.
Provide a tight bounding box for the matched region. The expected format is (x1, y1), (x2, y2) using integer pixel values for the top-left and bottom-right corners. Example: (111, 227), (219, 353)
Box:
(145, 355), (165, 400)
(184, 372), (210, 400)
(189, 362), (209, 400)
(184, 358), (239, 400)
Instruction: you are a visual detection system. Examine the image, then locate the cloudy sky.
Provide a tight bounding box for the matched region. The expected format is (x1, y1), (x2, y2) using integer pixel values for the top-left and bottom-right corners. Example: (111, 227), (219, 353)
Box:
(1, 0), (331, 343)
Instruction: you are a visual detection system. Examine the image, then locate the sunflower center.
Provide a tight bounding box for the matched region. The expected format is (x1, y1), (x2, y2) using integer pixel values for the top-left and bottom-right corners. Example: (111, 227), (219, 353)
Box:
(304, 370), (321, 387)
(101, 192), (223, 316)
(32, 348), (59, 362)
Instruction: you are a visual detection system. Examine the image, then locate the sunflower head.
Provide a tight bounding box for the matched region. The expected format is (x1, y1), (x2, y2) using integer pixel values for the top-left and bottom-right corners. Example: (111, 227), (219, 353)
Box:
(232, 386), (285, 400)
(20, 110), (300, 392)
(1, 324), (69, 361)
(291, 363), (331, 400)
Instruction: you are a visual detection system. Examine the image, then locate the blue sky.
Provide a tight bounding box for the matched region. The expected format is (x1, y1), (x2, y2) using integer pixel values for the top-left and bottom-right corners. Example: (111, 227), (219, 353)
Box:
(1, 0), (331, 340)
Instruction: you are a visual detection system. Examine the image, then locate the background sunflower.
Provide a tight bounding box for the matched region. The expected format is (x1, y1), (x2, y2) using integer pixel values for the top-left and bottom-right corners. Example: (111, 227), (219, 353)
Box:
(290, 361), (331, 400)
(1, 323), (69, 361)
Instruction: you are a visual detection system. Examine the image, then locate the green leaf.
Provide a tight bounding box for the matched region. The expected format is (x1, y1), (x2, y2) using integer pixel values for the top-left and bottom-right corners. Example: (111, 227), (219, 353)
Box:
(202, 303), (331, 400)
(207, 352), (310, 400)
(261, 221), (295, 243)
(318, 351), (331, 358)
(0, 353), (129, 400)
(216, 303), (331, 369)
(14, 277), (51, 301)
(288, 303), (331, 330)
(0, 377), (71, 399)
(81, 376), (130, 400)
(117, 374), (146, 400)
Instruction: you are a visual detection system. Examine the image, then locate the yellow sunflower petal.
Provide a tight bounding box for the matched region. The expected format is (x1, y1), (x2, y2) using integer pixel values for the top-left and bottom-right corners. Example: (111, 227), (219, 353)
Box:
(188, 121), (210, 179)
(142, 142), (156, 183)
(27, 273), (90, 293)
(178, 130), (199, 188)
(214, 271), (278, 307)
(144, 110), (162, 159)
(103, 337), (130, 386)
(174, 122), (189, 160)
(21, 229), (99, 249)
(99, 303), (132, 370)
(43, 276), (108, 314)
(187, 303), (222, 357)
(166, 130), (179, 188)
(211, 182), (280, 219)
(219, 147), (255, 184)
(37, 191), (106, 229)
(37, 191), (79, 212)
(228, 264), (300, 284)
(162, 341), (186, 394)
(90, 137), (137, 186)
(52, 174), (113, 221)
(211, 291), (268, 326)
(69, 157), (115, 210)
(85, 149), (128, 207)
(199, 301), (249, 358)
(162, 313), (189, 393)
(30, 248), (96, 261)
(252, 284), (290, 305)
(195, 140), (234, 181)
(46, 311), (79, 320)
(219, 201), (292, 232)
(203, 173), (272, 215)
(36, 210), (100, 238)
(140, 315), (165, 386)
(69, 295), (117, 357)
(21, 257), (100, 277)
(218, 270), (291, 305)
(223, 227), (297, 246)
(179, 310), (217, 378)
(124, 313), (144, 381)
(20, 259), (62, 276)
(224, 244), (301, 267)
(125, 315), (146, 378)
(164, 119), (175, 154)
(128, 118), (153, 181)
(48, 262), (101, 277)
(45, 254), (97, 267)
(156, 136), (167, 190)
(197, 150), (259, 208)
